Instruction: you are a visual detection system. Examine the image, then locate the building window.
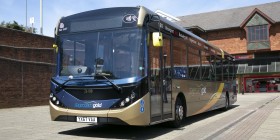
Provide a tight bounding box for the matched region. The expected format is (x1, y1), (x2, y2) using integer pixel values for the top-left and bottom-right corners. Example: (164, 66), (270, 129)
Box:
(247, 25), (269, 43)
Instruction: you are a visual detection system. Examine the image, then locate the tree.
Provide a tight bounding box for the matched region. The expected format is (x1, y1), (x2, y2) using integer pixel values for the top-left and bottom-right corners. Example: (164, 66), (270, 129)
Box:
(0, 21), (5, 26)
(0, 20), (37, 33)
(5, 21), (25, 31)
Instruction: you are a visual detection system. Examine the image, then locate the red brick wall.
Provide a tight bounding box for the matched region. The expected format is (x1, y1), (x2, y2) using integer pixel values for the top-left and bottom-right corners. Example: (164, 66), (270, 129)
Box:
(0, 27), (53, 48)
(202, 24), (280, 54)
(270, 23), (280, 51)
(0, 27), (55, 108)
(0, 59), (55, 108)
(0, 45), (55, 63)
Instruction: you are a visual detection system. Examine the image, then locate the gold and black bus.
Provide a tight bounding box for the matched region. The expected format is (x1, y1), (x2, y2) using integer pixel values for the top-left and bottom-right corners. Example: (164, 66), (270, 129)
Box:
(50, 6), (237, 127)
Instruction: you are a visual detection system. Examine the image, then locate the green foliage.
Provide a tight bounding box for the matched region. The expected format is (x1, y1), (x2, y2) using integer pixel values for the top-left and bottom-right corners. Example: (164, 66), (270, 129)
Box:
(0, 20), (37, 33)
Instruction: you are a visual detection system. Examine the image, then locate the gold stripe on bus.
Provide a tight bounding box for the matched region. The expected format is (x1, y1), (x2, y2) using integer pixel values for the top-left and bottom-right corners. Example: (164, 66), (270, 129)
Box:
(193, 83), (224, 115)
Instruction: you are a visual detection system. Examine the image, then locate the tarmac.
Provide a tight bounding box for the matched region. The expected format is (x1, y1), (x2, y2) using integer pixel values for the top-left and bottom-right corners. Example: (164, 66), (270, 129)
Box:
(0, 93), (279, 140)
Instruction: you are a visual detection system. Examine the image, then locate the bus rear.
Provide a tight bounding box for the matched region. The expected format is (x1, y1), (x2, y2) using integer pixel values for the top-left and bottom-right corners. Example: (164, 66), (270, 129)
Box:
(50, 7), (151, 126)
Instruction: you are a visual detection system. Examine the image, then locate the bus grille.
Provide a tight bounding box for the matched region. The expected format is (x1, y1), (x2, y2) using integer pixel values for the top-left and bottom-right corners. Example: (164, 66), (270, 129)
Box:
(64, 86), (134, 100)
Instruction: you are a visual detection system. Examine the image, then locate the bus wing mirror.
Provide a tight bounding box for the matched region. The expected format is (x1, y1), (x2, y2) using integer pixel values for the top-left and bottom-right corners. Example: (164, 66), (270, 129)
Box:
(152, 32), (163, 47)
(53, 44), (58, 53)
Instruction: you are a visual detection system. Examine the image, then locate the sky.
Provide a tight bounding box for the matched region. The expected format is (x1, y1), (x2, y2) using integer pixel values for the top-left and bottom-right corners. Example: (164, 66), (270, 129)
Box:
(1, 0), (279, 37)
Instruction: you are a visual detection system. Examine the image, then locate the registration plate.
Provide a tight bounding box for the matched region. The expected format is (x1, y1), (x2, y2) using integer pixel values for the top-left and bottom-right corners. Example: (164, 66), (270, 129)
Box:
(76, 116), (97, 123)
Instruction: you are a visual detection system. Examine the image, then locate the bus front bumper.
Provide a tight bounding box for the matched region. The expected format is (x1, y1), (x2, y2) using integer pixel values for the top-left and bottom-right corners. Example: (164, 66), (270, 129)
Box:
(49, 93), (151, 126)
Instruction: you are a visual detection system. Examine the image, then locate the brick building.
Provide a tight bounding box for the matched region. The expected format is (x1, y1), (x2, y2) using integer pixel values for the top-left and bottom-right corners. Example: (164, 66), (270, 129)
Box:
(177, 2), (280, 93)
(0, 27), (55, 108)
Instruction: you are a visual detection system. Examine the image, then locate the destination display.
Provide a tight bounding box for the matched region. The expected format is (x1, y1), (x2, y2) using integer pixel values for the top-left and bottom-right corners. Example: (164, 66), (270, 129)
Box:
(70, 17), (123, 32)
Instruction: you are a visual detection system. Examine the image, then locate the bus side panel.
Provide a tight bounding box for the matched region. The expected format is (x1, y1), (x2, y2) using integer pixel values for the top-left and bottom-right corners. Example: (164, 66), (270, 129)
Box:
(108, 92), (151, 126)
(194, 83), (225, 115)
(173, 79), (226, 117)
(172, 80), (217, 117)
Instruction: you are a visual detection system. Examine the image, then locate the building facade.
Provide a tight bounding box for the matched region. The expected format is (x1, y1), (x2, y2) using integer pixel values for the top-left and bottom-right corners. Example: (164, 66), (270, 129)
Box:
(177, 2), (280, 93)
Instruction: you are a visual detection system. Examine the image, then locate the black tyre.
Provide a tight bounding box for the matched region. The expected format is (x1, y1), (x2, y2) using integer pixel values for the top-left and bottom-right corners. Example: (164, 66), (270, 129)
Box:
(170, 97), (184, 128)
(222, 95), (229, 111)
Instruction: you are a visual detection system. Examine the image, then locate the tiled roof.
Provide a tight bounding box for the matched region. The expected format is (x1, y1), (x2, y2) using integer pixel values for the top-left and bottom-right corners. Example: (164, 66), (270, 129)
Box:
(177, 2), (280, 31)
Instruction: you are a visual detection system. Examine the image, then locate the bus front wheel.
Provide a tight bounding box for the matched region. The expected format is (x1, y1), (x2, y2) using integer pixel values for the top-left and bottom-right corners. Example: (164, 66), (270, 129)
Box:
(170, 97), (184, 127)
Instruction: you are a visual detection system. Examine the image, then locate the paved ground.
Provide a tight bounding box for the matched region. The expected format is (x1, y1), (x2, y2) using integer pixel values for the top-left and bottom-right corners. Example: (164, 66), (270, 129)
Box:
(0, 93), (280, 140)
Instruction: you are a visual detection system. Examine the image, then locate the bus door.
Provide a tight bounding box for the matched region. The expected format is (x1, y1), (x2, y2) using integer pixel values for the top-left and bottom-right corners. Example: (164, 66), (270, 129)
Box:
(150, 33), (172, 122)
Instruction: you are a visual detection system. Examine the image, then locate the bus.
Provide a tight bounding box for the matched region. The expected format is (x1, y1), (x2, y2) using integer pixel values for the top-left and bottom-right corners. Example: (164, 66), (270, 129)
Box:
(50, 6), (237, 127)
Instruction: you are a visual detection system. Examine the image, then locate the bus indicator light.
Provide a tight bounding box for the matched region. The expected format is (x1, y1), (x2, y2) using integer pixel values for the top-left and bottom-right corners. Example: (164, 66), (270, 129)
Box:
(120, 101), (125, 107)
(131, 92), (136, 99)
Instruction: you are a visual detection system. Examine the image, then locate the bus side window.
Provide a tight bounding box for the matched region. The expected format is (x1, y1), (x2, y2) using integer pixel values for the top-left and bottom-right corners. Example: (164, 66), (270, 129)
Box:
(216, 57), (223, 81)
(188, 46), (200, 80)
(172, 38), (187, 79)
(201, 51), (211, 80)
(208, 55), (216, 81)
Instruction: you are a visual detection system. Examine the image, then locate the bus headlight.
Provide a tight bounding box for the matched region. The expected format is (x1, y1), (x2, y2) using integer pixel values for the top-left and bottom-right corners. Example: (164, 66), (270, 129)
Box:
(112, 83), (146, 108)
(125, 97), (130, 103)
(117, 91), (139, 108)
(49, 92), (64, 107)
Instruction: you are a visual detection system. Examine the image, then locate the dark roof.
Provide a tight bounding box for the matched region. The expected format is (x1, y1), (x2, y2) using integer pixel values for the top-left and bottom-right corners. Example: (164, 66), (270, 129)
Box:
(177, 1), (280, 31)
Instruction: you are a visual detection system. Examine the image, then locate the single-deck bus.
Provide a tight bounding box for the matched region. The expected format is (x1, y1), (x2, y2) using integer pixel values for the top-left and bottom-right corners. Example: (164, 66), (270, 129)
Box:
(50, 6), (237, 127)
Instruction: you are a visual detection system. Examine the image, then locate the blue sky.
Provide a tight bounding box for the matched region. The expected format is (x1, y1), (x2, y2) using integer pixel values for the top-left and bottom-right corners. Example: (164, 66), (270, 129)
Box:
(1, 0), (279, 37)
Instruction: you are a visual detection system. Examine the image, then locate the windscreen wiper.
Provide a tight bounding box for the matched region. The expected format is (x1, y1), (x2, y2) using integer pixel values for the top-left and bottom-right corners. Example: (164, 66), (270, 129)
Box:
(54, 76), (89, 92)
(95, 74), (122, 93)
(55, 74), (122, 93)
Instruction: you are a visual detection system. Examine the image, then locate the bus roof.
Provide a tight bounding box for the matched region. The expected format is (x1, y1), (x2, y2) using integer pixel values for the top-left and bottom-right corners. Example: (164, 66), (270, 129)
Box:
(138, 6), (234, 60)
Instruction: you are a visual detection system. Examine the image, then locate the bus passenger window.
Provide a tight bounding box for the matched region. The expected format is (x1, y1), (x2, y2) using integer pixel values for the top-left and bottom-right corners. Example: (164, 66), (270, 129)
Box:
(188, 47), (200, 80)
(201, 51), (211, 80)
(173, 38), (187, 79)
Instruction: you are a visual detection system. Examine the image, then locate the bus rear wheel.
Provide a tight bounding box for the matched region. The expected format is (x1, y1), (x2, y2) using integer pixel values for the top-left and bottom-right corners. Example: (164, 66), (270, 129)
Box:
(170, 97), (184, 128)
(221, 95), (229, 111)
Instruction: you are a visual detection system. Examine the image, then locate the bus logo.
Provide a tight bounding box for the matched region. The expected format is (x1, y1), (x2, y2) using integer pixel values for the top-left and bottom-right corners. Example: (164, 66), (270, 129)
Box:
(75, 103), (91, 108)
(74, 102), (102, 109)
(92, 103), (102, 108)
(201, 87), (207, 95)
(123, 14), (137, 23)
(58, 22), (68, 31)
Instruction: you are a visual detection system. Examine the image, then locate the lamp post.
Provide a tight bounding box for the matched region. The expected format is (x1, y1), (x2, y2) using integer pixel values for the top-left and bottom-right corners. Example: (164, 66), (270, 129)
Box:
(40, 0), (43, 35)
(25, 0), (27, 31)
